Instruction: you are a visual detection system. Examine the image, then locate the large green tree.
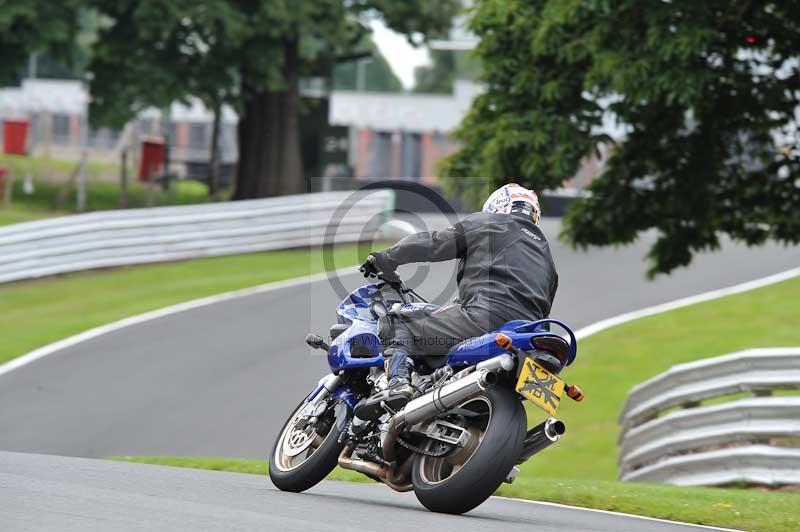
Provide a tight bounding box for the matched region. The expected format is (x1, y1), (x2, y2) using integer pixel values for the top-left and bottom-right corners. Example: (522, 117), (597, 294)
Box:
(89, 1), (459, 199)
(413, 49), (480, 94)
(0, 0), (83, 84)
(332, 39), (403, 92)
(442, 0), (800, 276)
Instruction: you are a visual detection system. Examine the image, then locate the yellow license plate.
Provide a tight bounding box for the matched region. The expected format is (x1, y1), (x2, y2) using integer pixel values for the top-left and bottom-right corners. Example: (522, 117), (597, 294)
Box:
(515, 358), (565, 416)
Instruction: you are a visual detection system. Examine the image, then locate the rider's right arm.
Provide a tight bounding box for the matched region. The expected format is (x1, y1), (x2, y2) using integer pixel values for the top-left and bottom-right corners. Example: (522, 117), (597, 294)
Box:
(373, 221), (469, 270)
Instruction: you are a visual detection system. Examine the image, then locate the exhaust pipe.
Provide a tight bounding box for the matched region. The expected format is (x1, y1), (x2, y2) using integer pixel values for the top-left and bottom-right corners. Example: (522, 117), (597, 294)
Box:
(382, 356), (510, 462)
(395, 369), (496, 428)
(338, 446), (413, 492)
(516, 417), (565, 464)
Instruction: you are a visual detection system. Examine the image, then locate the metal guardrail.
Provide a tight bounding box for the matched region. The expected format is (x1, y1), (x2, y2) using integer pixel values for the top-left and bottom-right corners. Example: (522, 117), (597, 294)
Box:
(0, 190), (394, 284)
(618, 348), (800, 486)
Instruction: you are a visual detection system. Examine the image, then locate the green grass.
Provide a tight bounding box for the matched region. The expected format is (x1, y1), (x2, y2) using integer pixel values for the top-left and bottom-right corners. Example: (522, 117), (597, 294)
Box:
(520, 275), (800, 482)
(0, 154), (214, 224)
(0, 153), (119, 182)
(110, 276), (800, 531)
(110, 456), (800, 532)
(0, 243), (370, 365)
(0, 206), (67, 225)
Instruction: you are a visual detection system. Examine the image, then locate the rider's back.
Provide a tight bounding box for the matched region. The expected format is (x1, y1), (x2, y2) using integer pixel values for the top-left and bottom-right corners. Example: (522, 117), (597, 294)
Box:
(455, 211), (558, 327)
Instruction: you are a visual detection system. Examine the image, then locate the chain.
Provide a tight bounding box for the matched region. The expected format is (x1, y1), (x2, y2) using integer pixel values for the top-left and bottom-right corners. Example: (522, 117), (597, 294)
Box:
(396, 435), (451, 457)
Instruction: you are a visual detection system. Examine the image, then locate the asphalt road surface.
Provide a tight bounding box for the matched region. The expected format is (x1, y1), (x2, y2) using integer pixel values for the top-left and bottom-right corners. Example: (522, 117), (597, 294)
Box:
(2, 215), (791, 531)
(0, 217), (798, 458)
(0, 451), (723, 532)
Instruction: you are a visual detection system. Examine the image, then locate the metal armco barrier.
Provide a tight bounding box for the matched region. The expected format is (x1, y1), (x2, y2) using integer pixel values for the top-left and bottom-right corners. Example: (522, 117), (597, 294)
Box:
(0, 190), (394, 284)
(618, 347), (800, 486)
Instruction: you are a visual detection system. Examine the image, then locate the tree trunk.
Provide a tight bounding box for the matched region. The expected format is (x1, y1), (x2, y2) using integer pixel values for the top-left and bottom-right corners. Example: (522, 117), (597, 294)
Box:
(208, 100), (222, 200)
(233, 37), (304, 199)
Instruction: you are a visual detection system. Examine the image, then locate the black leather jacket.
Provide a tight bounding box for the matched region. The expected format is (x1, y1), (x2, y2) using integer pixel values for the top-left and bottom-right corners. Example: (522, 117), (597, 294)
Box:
(373, 212), (558, 327)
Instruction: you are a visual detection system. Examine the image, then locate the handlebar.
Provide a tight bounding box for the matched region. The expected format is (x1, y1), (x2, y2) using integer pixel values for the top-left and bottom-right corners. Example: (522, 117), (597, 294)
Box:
(380, 276), (412, 304)
(360, 265), (424, 305)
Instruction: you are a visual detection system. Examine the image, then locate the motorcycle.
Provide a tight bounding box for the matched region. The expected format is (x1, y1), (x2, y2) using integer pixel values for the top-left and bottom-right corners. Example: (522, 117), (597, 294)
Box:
(269, 270), (584, 514)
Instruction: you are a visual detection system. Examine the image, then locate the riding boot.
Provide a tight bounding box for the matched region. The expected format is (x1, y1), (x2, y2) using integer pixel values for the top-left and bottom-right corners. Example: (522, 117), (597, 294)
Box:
(354, 348), (414, 420)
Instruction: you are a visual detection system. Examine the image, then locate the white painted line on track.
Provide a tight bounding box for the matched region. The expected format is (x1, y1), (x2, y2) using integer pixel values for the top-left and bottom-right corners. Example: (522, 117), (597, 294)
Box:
(1, 259), (796, 529)
(3, 263), (798, 379)
(574, 266), (800, 340)
(496, 496), (741, 531)
(0, 268), (358, 379)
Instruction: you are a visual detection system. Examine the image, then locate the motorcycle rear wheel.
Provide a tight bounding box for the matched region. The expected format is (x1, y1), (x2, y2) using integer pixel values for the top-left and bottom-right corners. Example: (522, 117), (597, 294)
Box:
(269, 397), (345, 493)
(411, 386), (526, 514)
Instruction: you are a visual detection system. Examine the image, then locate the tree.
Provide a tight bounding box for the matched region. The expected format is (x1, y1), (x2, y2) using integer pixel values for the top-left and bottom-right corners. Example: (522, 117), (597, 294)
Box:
(413, 49), (480, 94)
(441, 0), (800, 276)
(89, 1), (459, 199)
(332, 42), (403, 92)
(231, 1), (460, 198)
(0, 0), (83, 84)
(88, 1), (241, 200)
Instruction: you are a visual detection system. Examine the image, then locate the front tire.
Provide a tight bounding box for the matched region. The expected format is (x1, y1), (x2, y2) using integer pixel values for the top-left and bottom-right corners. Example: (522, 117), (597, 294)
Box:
(411, 386), (526, 514)
(268, 397), (345, 493)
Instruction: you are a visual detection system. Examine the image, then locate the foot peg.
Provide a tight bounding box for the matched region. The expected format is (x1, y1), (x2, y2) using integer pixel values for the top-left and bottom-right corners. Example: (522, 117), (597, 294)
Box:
(354, 385), (414, 421)
(305, 333), (329, 352)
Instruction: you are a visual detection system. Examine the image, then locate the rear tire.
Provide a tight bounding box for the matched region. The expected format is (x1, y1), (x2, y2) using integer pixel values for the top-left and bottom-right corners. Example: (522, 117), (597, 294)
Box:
(411, 386), (526, 514)
(268, 398), (345, 493)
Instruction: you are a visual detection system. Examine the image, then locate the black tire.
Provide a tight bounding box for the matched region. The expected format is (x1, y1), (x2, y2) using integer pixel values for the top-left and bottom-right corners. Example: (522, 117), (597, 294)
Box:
(268, 398), (345, 493)
(411, 386), (526, 514)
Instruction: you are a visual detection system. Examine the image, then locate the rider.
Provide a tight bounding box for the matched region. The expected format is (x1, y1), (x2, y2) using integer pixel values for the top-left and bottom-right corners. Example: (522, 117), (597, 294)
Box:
(355, 184), (559, 420)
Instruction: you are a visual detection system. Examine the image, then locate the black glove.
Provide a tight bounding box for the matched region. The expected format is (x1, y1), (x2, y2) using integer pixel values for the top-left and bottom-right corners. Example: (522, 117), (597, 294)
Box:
(359, 255), (380, 278)
(359, 254), (400, 283)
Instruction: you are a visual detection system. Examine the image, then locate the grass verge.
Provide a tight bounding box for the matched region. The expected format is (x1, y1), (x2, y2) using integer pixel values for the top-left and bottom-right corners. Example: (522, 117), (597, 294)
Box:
(0, 154), (214, 225)
(111, 275), (800, 531)
(0, 206), (67, 225)
(110, 456), (800, 532)
(520, 275), (800, 481)
(0, 243), (372, 365)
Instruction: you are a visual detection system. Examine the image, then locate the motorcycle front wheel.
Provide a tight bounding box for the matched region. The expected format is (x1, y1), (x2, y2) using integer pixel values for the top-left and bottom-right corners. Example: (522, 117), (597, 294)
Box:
(411, 386), (526, 514)
(268, 397), (345, 493)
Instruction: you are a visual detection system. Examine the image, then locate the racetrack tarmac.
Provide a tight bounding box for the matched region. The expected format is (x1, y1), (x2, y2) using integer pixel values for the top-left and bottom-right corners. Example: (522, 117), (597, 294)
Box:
(0, 451), (728, 532)
(0, 218), (797, 458)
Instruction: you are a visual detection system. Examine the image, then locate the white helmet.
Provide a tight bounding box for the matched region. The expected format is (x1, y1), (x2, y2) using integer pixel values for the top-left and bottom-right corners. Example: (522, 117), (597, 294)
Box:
(482, 183), (542, 224)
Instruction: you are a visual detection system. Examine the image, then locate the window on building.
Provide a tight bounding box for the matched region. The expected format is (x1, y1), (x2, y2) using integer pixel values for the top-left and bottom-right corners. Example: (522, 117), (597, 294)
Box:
(189, 122), (208, 150)
(401, 132), (421, 180)
(52, 114), (70, 144)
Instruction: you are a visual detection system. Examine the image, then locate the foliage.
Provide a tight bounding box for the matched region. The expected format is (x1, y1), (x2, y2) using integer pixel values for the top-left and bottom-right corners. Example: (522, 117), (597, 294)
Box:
(332, 40), (403, 92)
(441, 0), (800, 276)
(87, 0), (243, 128)
(86, 1), (459, 197)
(0, 0), (83, 84)
(413, 49), (481, 94)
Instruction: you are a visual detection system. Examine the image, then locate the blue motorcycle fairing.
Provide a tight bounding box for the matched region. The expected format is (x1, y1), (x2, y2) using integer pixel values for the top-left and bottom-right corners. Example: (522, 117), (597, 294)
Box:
(446, 318), (578, 368)
(304, 380), (359, 411)
(327, 319), (384, 371)
(329, 283), (435, 372)
(336, 284), (382, 325)
(332, 384), (359, 410)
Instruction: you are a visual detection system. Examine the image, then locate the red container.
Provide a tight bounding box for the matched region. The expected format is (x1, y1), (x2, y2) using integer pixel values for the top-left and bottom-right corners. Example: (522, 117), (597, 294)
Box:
(3, 119), (29, 155)
(139, 139), (166, 182)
